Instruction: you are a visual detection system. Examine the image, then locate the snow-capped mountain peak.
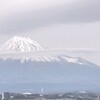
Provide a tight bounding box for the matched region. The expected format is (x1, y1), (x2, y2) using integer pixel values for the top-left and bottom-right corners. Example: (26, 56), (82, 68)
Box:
(0, 36), (44, 52)
(0, 36), (98, 67)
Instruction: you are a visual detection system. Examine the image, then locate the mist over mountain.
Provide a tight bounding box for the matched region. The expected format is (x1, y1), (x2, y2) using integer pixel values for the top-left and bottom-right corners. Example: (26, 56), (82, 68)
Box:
(0, 36), (100, 93)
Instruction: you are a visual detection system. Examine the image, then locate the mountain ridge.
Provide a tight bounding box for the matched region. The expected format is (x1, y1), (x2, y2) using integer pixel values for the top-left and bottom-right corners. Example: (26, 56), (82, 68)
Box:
(0, 36), (98, 67)
(0, 36), (100, 92)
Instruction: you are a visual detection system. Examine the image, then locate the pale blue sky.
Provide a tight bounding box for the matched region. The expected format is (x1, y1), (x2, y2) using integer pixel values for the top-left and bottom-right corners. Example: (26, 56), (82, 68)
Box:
(0, 0), (100, 49)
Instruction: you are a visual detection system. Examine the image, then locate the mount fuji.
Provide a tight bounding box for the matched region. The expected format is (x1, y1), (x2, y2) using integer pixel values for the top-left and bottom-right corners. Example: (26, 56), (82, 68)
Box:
(0, 36), (100, 93)
(0, 36), (96, 65)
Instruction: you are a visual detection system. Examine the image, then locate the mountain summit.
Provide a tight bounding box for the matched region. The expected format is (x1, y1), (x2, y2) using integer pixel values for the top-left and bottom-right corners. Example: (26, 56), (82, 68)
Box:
(0, 36), (44, 52)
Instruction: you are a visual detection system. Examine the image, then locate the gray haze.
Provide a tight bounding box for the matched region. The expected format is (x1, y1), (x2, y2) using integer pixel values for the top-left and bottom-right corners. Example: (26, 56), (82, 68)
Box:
(0, 0), (100, 49)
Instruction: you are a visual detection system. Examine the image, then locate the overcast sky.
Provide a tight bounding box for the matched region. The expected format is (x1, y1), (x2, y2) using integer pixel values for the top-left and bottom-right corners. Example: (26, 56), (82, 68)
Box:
(0, 0), (100, 49)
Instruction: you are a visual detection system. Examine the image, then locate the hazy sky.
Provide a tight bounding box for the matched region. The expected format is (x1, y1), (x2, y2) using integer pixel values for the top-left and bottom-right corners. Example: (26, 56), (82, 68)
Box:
(0, 0), (100, 49)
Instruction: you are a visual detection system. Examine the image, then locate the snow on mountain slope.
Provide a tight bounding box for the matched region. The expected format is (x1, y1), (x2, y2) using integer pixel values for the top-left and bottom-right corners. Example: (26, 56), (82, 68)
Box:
(0, 51), (96, 66)
(0, 36), (97, 66)
(0, 36), (44, 52)
(0, 36), (100, 92)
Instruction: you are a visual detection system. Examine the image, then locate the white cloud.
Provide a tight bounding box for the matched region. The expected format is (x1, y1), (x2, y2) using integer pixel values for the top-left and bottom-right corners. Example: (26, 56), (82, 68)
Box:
(0, 0), (100, 50)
